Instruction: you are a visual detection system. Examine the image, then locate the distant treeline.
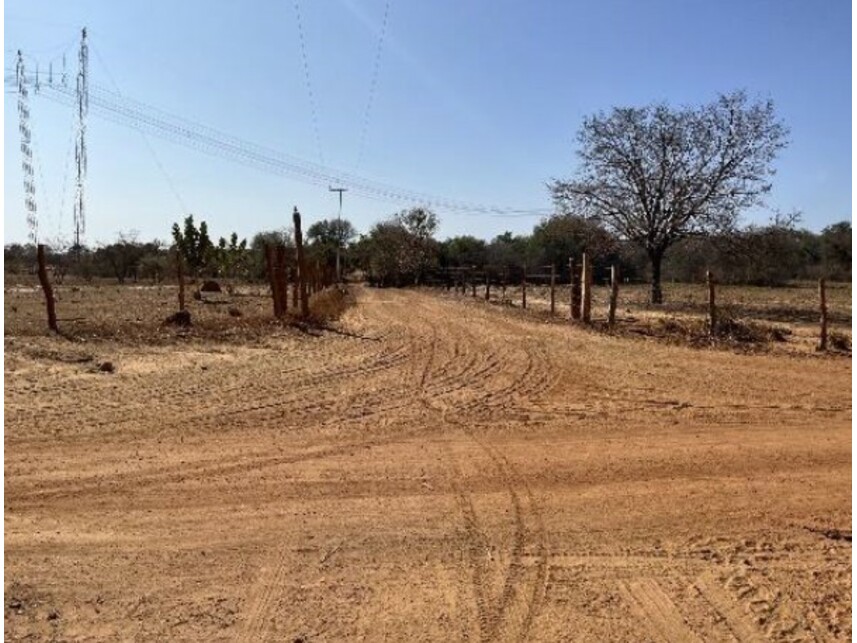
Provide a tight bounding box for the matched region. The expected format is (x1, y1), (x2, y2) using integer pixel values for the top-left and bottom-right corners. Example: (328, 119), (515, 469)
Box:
(350, 211), (851, 287)
(3, 212), (851, 289)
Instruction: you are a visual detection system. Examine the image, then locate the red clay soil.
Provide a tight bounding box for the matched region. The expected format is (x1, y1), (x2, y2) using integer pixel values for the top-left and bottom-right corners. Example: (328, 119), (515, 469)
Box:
(4, 286), (851, 641)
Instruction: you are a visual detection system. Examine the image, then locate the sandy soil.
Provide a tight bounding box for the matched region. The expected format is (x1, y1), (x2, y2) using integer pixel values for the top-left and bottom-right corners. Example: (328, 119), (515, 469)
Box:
(5, 286), (851, 641)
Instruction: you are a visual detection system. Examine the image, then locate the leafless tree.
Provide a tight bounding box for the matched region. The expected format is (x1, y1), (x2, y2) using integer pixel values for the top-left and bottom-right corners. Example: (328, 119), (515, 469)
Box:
(550, 90), (789, 303)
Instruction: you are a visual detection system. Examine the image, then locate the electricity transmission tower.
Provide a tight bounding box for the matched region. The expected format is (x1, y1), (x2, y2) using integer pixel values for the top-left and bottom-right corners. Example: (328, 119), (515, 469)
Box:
(329, 186), (347, 281)
(16, 51), (38, 242)
(73, 27), (89, 254)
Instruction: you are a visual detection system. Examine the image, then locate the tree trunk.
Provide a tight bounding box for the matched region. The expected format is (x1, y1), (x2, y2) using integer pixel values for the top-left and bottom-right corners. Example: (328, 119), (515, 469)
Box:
(36, 244), (58, 332)
(649, 249), (664, 304)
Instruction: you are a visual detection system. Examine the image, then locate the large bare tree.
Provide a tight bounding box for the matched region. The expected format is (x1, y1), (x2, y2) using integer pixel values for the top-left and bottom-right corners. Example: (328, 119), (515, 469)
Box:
(550, 91), (788, 303)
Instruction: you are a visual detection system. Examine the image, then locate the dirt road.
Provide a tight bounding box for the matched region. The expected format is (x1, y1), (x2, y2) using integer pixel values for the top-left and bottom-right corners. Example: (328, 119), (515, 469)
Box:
(5, 286), (851, 641)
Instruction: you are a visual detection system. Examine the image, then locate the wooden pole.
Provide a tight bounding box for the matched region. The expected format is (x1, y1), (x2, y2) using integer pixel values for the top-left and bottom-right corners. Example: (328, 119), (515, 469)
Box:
(276, 245), (289, 314)
(581, 252), (591, 323)
(818, 277), (828, 351)
(265, 244), (281, 316)
(570, 256), (581, 321)
(36, 244), (58, 332)
(176, 249), (186, 312)
(707, 270), (716, 337)
(608, 265), (619, 329)
(291, 265), (298, 309)
(293, 207), (310, 318)
(485, 273), (490, 301)
(550, 264), (556, 315)
(471, 280), (476, 297)
(522, 266), (527, 309)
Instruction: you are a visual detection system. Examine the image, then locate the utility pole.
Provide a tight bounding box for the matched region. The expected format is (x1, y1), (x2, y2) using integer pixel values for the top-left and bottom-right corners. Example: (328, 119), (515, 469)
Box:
(329, 186), (347, 282)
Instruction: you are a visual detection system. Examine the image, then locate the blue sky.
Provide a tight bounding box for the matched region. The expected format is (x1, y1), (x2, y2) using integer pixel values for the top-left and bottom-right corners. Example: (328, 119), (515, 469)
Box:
(4, 0), (851, 245)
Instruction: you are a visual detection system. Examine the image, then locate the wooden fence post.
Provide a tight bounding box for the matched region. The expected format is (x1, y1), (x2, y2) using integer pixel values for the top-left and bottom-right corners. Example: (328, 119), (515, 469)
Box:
(471, 280), (476, 298)
(818, 277), (828, 351)
(276, 245), (289, 314)
(608, 264), (619, 329)
(265, 244), (281, 317)
(485, 273), (490, 301)
(581, 252), (591, 323)
(569, 256), (581, 321)
(293, 207), (310, 318)
(292, 265), (298, 309)
(707, 270), (716, 337)
(36, 244), (58, 332)
(175, 249), (186, 312)
(522, 266), (527, 309)
(549, 264), (556, 315)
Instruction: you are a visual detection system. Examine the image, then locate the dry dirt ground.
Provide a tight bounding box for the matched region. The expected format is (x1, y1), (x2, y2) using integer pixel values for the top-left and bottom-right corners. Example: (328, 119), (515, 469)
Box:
(4, 285), (852, 641)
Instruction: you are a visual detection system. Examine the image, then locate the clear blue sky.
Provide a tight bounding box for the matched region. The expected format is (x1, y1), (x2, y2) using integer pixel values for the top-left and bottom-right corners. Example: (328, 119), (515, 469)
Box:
(4, 0), (851, 245)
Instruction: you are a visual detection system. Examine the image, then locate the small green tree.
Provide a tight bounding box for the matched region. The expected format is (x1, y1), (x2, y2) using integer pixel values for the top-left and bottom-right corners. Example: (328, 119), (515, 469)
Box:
(212, 232), (249, 279)
(530, 214), (617, 269)
(307, 218), (357, 268)
(171, 215), (213, 277)
(249, 229), (293, 280)
(819, 221), (851, 281)
(439, 236), (488, 268)
(353, 221), (415, 287)
(396, 207), (439, 284)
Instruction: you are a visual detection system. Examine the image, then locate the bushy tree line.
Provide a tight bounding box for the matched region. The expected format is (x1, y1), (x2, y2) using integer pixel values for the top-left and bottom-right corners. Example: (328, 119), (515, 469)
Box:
(4, 211), (849, 291)
(350, 210), (850, 288)
(3, 214), (358, 284)
(4, 213), (849, 289)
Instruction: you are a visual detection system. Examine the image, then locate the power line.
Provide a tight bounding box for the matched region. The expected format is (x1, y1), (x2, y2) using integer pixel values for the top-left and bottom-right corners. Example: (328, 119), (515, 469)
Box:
(8, 72), (551, 218)
(90, 42), (189, 214)
(355, 0), (391, 170)
(293, 0), (325, 166)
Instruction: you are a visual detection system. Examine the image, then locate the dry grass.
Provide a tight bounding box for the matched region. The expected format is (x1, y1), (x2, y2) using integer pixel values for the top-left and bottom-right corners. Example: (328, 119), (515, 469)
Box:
(4, 277), (354, 346)
(829, 331), (852, 353)
(436, 280), (851, 356)
(308, 285), (355, 324)
(621, 314), (792, 351)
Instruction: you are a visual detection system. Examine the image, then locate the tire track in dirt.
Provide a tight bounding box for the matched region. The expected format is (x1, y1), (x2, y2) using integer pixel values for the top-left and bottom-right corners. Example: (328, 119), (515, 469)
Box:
(388, 291), (552, 642)
(9, 421), (439, 505)
(620, 578), (702, 643)
(692, 572), (765, 643)
(12, 294), (513, 503)
(10, 335), (413, 443)
(237, 542), (290, 643)
(457, 426), (549, 643)
(9, 324), (433, 501)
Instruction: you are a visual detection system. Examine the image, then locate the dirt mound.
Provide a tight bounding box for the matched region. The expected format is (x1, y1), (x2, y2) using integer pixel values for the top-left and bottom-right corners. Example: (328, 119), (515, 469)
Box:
(163, 310), (192, 327)
(200, 280), (222, 293)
